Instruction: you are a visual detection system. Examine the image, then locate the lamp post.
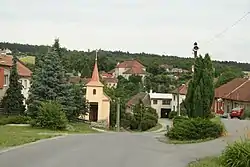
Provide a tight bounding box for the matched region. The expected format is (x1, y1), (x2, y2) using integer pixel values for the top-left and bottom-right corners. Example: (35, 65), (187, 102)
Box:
(116, 97), (120, 132)
(177, 71), (180, 116)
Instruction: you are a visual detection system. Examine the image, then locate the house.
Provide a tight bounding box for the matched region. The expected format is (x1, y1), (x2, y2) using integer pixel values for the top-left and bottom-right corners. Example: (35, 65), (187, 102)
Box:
(126, 90), (173, 118)
(214, 78), (250, 114)
(0, 48), (12, 55)
(171, 68), (189, 73)
(0, 54), (32, 104)
(114, 60), (147, 80)
(159, 64), (173, 72)
(149, 90), (172, 118)
(171, 84), (188, 112)
(126, 92), (151, 113)
(84, 56), (111, 127)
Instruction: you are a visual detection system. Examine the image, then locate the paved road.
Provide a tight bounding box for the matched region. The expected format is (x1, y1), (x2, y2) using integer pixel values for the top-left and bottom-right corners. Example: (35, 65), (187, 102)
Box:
(0, 119), (249, 167)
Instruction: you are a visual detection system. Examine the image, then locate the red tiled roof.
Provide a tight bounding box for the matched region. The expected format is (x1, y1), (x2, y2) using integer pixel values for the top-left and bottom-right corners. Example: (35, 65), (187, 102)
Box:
(172, 84), (188, 95)
(86, 59), (103, 87)
(101, 73), (113, 78)
(116, 60), (144, 68)
(215, 78), (247, 98)
(215, 78), (250, 102)
(103, 78), (118, 83)
(0, 55), (32, 77)
(123, 67), (146, 74)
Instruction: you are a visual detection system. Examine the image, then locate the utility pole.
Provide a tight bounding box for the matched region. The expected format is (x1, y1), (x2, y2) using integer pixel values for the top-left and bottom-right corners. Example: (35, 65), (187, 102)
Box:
(116, 97), (120, 132)
(177, 71), (180, 116)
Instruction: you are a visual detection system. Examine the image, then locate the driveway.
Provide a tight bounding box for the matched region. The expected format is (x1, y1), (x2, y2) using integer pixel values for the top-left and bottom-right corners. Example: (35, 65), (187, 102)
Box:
(0, 119), (249, 167)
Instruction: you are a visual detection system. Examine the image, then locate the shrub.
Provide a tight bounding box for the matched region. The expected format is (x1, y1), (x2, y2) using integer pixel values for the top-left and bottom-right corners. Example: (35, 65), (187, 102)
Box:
(31, 101), (68, 130)
(172, 116), (189, 126)
(0, 115), (31, 125)
(242, 109), (250, 120)
(220, 139), (250, 167)
(169, 111), (177, 119)
(167, 118), (223, 141)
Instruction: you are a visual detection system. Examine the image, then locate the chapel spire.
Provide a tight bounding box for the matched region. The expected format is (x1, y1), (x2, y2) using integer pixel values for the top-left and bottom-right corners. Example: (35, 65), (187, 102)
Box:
(86, 49), (103, 86)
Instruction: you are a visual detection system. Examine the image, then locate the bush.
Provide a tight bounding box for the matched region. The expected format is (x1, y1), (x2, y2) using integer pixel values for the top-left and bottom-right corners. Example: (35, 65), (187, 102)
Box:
(167, 117), (223, 141)
(31, 101), (68, 130)
(220, 139), (250, 167)
(242, 109), (250, 120)
(172, 116), (189, 126)
(0, 115), (31, 125)
(169, 111), (177, 119)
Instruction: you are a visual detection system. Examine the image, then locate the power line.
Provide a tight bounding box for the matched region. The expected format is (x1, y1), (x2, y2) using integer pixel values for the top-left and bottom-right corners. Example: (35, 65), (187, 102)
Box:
(201, 11), (250, 47)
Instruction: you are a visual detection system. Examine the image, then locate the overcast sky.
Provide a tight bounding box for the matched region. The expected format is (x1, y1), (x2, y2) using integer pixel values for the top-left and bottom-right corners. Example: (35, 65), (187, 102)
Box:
(1, 0), (250, 62)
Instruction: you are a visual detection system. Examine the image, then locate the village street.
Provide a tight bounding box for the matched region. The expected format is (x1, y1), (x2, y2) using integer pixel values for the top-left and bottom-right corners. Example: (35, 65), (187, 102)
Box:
(0, 119), (249, 167)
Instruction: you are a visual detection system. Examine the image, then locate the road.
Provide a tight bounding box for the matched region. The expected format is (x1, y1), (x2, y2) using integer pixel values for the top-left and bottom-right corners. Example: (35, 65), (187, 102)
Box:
(0, 119), (249, 167)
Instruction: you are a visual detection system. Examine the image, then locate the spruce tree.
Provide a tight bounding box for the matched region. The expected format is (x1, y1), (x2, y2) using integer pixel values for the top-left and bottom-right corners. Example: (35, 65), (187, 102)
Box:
(184, 54), (214, 118)
(27, 39), (86, 120)
(27, 40), (66, 118)
(2, 55), (25, 115)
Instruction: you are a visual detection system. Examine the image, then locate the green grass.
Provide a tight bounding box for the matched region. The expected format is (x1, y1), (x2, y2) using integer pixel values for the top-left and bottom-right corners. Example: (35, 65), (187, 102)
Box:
(0, 123), (97, 148)
(188, 157), (223, 167)
(19, 56), (35, 64)
(146, 123), (163, 132)
(0, 126), (58, 148)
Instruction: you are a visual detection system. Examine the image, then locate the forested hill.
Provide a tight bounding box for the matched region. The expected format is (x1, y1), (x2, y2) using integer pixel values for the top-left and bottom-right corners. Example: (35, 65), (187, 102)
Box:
(1, 42), (250, 72)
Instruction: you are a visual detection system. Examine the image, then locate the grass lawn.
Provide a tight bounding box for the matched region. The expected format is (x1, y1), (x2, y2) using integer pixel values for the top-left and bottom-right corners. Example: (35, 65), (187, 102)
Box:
(0, 123), (97, 148)
(188, 157), (223, 167)
(19, 56), (35, 64)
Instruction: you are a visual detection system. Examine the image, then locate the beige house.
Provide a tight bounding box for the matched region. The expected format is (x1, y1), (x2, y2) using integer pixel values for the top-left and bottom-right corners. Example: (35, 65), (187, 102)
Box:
(84, 56), (111, 127)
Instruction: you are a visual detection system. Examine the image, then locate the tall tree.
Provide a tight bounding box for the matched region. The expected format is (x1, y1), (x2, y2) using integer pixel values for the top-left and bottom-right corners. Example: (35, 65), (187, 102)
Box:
(27, 39), (67, 118)
(184, 54), (214, 118)
(2, 55), (25, 115)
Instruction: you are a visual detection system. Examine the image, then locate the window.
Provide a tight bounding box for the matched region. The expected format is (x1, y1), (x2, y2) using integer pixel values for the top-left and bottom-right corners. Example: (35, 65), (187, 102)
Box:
(4, 75), (8, 86)
(24, 80), (27, 89)
(173, 95), (176, 101)
(153, 100), (157, 104)
(93, 89), (96, 95)
(162, 99), (171, 105)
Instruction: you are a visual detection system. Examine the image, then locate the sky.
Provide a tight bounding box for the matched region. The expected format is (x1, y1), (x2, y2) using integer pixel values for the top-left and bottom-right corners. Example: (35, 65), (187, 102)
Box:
(0, 0), (250, 62)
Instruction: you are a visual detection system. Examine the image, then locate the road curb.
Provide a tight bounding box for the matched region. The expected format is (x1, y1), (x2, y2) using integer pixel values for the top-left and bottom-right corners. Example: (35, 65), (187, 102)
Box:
(0, 135), (67, 155)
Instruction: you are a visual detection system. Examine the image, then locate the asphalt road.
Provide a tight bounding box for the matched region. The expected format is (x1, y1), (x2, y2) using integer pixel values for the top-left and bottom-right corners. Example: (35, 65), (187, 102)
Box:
(0, 119), (249, 167)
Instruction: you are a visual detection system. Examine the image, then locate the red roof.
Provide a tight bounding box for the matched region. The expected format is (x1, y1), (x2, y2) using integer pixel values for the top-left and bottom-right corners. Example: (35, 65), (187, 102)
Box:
(116, 60), (144, 68)
(123, 67), (146, 74)
(172, 84), (188, 95)
(0, 55), (32, 77)
(215, 78), (250, 102)
(103, 78), (118, 83)
(86, 59), (103, 87)
(101, 72), (113, 78)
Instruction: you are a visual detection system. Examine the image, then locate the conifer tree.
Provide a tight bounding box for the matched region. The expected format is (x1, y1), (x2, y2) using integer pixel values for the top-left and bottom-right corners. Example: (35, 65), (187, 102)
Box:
(184, 54), (214, 118)
(2, 55), (25, 115)
(27, 40), (66, 118)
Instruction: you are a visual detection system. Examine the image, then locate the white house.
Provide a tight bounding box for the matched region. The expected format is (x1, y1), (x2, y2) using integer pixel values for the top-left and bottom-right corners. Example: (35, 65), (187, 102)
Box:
(114, 60), (147, 80)
(171, 84), (188, 112)
(149, 90), (172, 118)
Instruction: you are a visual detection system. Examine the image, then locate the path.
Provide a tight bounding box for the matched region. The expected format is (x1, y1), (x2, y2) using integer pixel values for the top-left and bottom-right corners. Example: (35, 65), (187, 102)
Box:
(0, 119), (249, 167)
